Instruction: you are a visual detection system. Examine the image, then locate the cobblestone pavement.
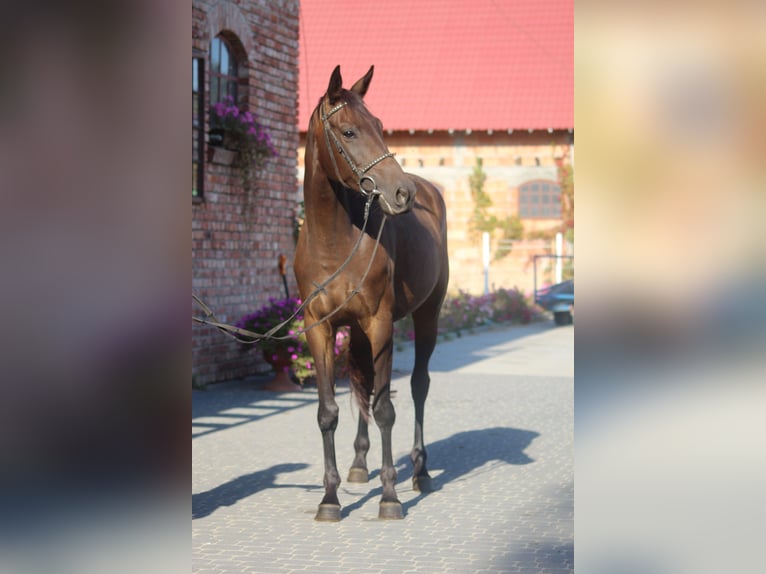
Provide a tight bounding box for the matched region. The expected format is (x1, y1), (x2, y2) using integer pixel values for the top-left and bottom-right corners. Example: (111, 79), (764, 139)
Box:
(193, 322), (573, 573)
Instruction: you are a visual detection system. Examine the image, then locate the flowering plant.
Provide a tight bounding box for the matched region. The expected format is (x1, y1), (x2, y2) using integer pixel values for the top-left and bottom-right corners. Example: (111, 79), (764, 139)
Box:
(236, 297), (350, 385)
(393, 286), (540, 344)
(235, 297), (303, 358)
(210, 96), (276, 189)
(292, 326), (350, 384)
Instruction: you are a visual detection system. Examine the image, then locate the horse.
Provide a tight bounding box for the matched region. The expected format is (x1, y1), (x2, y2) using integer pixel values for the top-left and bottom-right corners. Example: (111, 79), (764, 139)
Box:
(294, 65), (449, 521)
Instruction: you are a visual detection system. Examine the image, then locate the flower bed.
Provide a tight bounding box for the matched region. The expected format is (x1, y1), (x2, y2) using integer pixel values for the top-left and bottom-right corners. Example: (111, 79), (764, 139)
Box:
(394, 287), (541, 344)
(236, 287), (540, 385)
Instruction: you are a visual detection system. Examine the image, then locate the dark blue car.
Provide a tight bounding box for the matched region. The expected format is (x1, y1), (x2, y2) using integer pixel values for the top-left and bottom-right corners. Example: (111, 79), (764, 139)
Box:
(535, 279), (574, 326)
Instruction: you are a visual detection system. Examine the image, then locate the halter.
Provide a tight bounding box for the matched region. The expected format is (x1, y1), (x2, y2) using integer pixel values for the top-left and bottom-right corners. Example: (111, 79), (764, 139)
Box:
(321, 100), (396, 197)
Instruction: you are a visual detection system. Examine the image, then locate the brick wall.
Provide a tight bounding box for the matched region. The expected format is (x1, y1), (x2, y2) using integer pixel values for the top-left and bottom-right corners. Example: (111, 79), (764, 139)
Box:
(298, 129), (573, 297)
(193, 0), (300, 385)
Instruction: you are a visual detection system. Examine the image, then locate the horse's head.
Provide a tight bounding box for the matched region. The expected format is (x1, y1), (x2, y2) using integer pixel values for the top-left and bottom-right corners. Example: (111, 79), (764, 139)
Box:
(312, 65), (415, 216)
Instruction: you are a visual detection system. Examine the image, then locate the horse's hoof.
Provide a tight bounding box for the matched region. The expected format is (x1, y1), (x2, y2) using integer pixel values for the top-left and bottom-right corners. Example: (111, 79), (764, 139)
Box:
(378, 501), (404, 520)
(347, 467), (368, 483)
(315, 503), (341, 522)
(413, 475), (432, 493)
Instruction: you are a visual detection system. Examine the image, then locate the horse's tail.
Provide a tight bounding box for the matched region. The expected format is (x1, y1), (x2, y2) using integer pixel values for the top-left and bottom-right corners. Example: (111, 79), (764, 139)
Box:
(347, 358), (372, 423)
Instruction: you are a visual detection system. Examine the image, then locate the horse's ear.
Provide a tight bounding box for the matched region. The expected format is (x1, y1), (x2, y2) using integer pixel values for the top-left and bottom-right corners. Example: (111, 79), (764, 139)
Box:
(350, 65), (374, 98)
(327, 65), (343, 104)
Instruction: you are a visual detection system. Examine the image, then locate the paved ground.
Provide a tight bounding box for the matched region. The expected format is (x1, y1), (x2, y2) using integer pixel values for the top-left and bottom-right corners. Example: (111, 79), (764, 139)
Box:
(193, 322), (573, 573)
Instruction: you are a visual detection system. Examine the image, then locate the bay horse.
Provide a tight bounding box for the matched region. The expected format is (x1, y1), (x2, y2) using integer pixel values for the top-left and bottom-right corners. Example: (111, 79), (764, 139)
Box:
(294, 66), (449, 521)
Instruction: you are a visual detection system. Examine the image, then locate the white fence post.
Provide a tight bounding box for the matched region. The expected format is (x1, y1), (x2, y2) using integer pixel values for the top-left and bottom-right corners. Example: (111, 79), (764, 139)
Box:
(482, 231), (490, 295)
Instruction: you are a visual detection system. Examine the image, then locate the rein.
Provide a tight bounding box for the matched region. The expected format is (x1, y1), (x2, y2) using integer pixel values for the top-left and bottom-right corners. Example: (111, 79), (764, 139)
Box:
(192, 98), (394, 345)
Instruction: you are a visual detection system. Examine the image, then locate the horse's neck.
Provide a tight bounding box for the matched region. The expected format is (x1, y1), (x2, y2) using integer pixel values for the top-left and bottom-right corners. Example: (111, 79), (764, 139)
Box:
(303, 151), (356, 251)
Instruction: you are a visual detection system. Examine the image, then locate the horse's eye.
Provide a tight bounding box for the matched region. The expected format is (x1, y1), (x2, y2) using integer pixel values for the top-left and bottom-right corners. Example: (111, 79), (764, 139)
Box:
(342, 129), (356, 139)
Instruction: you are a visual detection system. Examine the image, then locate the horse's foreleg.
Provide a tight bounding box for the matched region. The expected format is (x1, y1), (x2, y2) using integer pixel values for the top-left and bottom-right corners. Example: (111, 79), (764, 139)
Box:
(373, 381), (402, 519)
(368, 327), (403, 520)
(306, 323), (343, 521)
(316, 395), (341, 521)
(410, 305), (440, 493)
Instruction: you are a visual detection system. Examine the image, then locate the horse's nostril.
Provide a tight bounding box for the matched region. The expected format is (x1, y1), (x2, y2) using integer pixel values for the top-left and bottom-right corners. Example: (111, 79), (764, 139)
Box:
(395, 187), (410, 206)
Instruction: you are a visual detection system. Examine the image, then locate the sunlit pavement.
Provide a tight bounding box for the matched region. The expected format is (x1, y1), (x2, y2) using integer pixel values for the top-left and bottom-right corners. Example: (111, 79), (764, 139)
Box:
(193, 321), (573, 573)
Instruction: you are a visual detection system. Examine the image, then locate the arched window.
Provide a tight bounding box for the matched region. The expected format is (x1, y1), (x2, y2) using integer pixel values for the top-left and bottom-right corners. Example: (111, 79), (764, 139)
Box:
(192, 54), (204, 199)
(210, 35), (239, 105)
(518, 180), (562, 219)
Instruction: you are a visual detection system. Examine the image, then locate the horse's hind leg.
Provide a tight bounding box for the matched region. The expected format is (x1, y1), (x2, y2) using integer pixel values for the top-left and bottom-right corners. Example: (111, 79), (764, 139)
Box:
(410, 303), (441, 493)
(347, 416), (370, 483)
(346, 323), (374, 483)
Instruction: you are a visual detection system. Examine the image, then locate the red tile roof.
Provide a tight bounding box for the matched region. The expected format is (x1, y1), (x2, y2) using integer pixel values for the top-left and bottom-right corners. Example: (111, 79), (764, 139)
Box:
(298, 0), (573, 132)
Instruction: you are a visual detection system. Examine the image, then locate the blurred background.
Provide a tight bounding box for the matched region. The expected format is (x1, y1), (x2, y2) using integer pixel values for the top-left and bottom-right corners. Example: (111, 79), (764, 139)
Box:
(576, 1), (766, 572)
(0, 1), (187, 572)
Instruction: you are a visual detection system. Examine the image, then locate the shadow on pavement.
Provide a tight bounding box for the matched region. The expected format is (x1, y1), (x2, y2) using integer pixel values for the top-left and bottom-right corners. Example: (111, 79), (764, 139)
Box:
(192, 462), (311, 519)
(392, 322), (561, 375)
(193, 324), (565, 441)
(340, 426), (539, 518)
(192, 381), (323, 440)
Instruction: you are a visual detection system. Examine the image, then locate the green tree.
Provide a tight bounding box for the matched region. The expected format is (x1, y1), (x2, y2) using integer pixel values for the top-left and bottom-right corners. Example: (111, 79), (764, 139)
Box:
(469, 158), (497, 233)
(557, 157), (574, 238)
(493, 214), (525, 260)
(469, 157), (524, 260)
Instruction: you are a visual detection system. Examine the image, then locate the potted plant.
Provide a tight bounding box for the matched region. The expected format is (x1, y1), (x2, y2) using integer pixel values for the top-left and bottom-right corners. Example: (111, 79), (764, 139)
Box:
(209, 96), (276, 190)
(236, 298), (351, 391)
(291, 326), (351, 386)
(236, 297), (305, 391)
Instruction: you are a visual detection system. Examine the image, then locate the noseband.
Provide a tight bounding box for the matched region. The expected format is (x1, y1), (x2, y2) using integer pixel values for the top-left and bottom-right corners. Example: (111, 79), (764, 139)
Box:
(321, 101), (396, 197)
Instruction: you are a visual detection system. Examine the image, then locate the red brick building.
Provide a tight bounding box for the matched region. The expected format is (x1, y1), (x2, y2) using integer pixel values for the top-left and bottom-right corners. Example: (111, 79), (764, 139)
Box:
(192, 0), (300, 385)
(298, 0), (573, 294)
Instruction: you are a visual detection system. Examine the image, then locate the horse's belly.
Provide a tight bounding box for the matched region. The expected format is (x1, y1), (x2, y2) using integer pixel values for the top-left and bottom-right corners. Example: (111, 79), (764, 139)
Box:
(392, 274), (437, 320)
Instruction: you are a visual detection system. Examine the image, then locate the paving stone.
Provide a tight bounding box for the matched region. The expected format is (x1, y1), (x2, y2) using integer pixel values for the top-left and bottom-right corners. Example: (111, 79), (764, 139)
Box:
(193, 323), (573, 573)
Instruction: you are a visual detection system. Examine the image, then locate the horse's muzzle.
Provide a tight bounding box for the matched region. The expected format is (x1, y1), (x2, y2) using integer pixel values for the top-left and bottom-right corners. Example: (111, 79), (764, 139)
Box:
(380, 185), (415, 215)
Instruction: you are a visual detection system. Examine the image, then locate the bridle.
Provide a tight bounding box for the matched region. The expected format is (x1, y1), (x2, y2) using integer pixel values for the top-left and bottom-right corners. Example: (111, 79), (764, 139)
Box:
(320, 100), (396, 197)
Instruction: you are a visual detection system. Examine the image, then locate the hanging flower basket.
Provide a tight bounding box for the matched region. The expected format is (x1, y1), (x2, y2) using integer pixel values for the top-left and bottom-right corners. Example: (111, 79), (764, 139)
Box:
(207, 145), (238, 166)
(208, 96), (276, 189)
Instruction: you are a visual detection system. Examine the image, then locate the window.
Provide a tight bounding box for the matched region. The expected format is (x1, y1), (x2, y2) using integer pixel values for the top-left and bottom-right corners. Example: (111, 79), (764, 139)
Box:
(210, 35), (239, 105)
(519, 180), (562, 219)
(192, 56), (204, 199)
